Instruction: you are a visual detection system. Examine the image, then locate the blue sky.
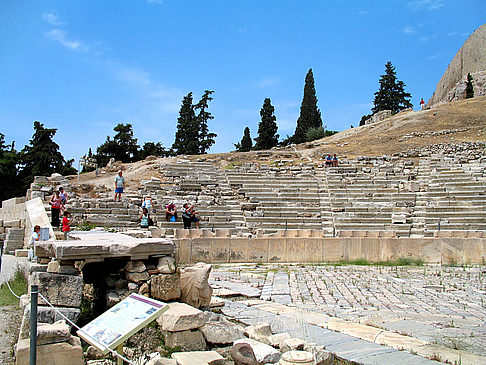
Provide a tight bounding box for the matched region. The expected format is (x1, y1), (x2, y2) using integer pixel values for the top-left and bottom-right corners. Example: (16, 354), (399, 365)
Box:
(1, 0), (484, 164)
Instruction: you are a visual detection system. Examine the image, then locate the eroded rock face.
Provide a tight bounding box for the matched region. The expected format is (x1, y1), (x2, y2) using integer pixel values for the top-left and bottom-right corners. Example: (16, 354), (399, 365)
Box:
(151, 273), (181, 301)
(428, 24), (486, 106)
(179, 262), (213, 309)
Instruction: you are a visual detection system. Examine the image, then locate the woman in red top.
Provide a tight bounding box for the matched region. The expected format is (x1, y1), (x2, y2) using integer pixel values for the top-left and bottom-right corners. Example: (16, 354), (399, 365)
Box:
(49, 191), (64, 228)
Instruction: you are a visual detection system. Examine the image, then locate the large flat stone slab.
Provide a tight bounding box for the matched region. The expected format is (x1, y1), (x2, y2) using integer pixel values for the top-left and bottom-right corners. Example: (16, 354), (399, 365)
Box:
(171, 351), (224, 365)
(36, 231), (175, 260)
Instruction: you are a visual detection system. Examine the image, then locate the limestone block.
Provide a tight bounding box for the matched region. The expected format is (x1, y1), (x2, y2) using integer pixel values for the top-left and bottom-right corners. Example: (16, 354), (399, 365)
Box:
(303, 344), (333, 365)
(280, 338), (306, 353)
(268, 333), (291, 348)
(392, 213), (407, 224)
(125, 261), (147, 273)
(157, 256), (176, 274)
(47, 260), (60, 273)
(180, 262), (213, 309)
(36, 320), (70, 345)
(200, 313), (245, 345)
(31, 272), (83, 308)
(16, 335), (85, 365)
(145, 352), (177, 365)
(233, 338), (281, 364)
(157, 302), (205, 331)
(244, 322), (272, 345)
(126, 271), (149, 282)
(151, 273), (181, 301)
(171, 351), (224, 365)
(3, 219), (21, 228)
(163, 329), (206, 351)
(139, 282), (149, 294)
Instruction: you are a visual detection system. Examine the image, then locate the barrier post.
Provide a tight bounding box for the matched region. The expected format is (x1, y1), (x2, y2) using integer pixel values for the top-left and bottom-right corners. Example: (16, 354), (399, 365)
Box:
(30, 284), (38, 365)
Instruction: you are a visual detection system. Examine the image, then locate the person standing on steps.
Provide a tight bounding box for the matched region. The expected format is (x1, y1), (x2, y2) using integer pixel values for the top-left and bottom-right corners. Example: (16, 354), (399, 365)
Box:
(59, 186), (68, 205)
(49, 190), (64, 228)
(420, 98), (425, 110)
(114, 170), (125, 202)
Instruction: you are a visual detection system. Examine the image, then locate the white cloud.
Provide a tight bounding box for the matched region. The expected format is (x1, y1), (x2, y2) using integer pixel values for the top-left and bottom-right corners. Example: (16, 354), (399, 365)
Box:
(114, 66), (151, 86)
(403, 26), (415, 35)
(256, 77), (281, 88)
(420, 36), (429, 43)
(45, 29), (89, 52)
(357, 10), (369, 16)
(42, 12), (64, 26)
(409, 0), (444, 11)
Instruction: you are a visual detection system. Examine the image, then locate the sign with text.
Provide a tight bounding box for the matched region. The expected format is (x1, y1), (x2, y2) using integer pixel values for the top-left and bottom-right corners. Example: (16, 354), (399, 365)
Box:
(77, 294), (168, 354)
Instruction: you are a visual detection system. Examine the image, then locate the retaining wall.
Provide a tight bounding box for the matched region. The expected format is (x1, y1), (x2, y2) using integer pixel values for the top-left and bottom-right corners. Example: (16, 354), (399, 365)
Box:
(174, 236), (486, 265)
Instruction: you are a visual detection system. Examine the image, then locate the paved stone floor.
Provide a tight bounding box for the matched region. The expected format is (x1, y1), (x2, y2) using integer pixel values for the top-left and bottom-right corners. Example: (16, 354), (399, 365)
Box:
(210, 263), (486, 364)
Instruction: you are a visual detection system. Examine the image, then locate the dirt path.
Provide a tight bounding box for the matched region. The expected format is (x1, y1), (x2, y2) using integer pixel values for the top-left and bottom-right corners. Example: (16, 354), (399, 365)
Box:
(0, 305), (22, 365)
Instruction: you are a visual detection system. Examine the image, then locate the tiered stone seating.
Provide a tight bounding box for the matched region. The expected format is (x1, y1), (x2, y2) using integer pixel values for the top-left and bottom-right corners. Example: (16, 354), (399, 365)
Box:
(225, 166), (324, 233)
(422, 156), (486, 234)
(324, 163), (415, 237)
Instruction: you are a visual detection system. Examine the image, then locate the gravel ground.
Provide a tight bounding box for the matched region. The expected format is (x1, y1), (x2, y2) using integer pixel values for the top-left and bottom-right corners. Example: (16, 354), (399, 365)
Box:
(0, 305), (22, 365)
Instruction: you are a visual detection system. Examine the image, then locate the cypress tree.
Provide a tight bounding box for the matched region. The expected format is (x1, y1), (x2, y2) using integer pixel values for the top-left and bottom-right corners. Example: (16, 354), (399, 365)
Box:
(465, 73), (474, 99)
(293, 68), (322, 144)
(172, 92), (199, 155)
(372, 62), (412, 114)
(254, 98), (279, 150)
(96, 123), (140, 165)
(194, 90), (217, 154)
(236, 127), (252, 152)
(18, 121), (76, 189)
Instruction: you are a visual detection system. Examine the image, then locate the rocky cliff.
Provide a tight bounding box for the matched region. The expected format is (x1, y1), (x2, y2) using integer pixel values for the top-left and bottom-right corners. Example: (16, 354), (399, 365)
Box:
(428, 24), (486, 106)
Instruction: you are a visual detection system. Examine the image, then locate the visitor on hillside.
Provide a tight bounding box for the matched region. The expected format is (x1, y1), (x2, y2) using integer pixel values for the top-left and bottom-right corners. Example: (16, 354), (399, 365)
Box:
(332, 154), (339, 167)
(325, 154), (332, 167)
(182, 203), (200, 229)
(62, 211), (72, 240)
(49, 191), (64, 228)
(139, 207), (150, 229)
(166, 202), (178, 222)
(142, 196), (154, 212)
(114, 170), (125, 202)
(420, 98), (425, 110)
(59, 187), (68, 205)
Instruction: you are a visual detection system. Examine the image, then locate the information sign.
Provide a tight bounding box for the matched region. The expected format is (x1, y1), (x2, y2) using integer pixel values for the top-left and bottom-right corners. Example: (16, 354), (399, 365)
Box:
(77, 294), (168, 354)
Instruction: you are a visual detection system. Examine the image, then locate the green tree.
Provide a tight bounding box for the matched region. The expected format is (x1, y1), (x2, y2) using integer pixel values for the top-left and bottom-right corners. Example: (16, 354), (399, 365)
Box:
(306, 126), (325, 142)
(235, 127), (252, 152)
(465, 73), (474, 99)
(81, 148), (96, 173)
(194, 90), (217, 154)
(0, 133), (22, 201)
(96, 123), (140, 166)
(254, 98), (279, 150)
(172, 92), (199, 155)
(359, 113), (371, 126)
(372, 61), (412, 114)
(293, 68), (323, 144)
(140, 142), (169, 159)
(18, 121), (76, 189)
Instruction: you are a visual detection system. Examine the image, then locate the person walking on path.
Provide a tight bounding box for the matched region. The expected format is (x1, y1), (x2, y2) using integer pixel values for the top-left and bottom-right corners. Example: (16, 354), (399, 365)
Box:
(49, 190), (64, 228)
(114, 170), (125, 202)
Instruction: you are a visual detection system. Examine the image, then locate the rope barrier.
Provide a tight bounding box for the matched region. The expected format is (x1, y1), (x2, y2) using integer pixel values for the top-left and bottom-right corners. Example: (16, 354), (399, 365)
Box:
(38, 293), (134, 365)
(2, 276), (22, 299)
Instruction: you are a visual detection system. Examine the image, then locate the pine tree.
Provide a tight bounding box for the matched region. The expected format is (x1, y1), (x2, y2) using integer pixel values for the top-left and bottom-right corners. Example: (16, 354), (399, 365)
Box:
(293, 68), (323, 144)
(372, 61), (412, 114)
(254, 98), (279, 150)
(18, 121), (76, 189)
(172, 93), (199, 155)
(96, 123), (140, 165)
(140, 142), (169, 159)
(465, 73), (474, 99)
(194, 90), (217, 154)
(0, 133), (22, 201)
(238, 127), (252, 152)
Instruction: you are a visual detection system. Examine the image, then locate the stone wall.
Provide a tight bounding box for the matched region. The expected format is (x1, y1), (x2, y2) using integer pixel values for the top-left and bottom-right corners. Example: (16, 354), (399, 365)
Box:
(175, 234), (486, 265)
(0, 197), (28, 254)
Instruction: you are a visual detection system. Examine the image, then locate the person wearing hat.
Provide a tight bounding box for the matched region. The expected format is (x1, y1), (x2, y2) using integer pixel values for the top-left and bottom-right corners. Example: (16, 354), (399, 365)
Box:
(114, 170), (125, 202)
